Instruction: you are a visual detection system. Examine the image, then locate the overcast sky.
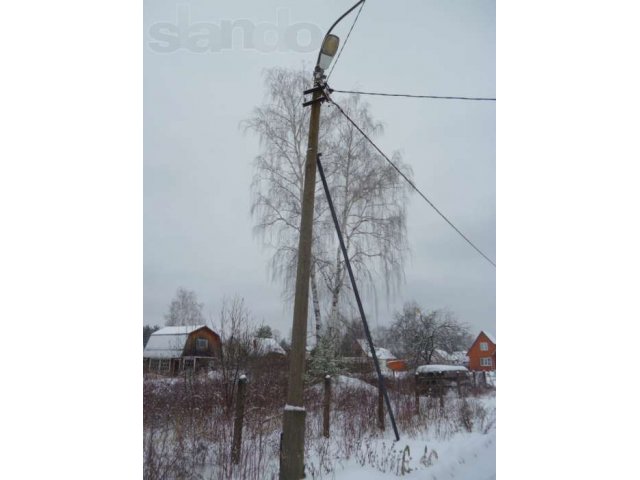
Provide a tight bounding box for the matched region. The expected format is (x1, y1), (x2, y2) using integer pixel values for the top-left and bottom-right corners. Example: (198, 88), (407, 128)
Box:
(144, 0), (496, 339)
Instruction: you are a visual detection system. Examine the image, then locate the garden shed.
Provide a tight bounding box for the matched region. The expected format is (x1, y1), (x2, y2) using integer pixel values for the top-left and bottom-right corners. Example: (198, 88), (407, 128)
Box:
(415, 364), (471, 396)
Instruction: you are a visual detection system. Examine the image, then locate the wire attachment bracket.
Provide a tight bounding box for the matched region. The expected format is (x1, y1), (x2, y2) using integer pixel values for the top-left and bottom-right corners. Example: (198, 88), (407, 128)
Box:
(302, 96), (326, 108)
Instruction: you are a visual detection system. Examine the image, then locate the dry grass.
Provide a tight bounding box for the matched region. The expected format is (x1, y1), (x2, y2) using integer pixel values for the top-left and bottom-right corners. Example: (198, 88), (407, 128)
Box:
(143, 367), (495, 479)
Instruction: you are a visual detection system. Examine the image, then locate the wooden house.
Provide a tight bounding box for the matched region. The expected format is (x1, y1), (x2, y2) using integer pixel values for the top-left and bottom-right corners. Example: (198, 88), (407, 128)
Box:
(247, 337), (288, 376)
(350, 339), (408, 374)
(143, 325), (221, 375)
(466, 331), (496, 371)
(251, 337), (286, 358)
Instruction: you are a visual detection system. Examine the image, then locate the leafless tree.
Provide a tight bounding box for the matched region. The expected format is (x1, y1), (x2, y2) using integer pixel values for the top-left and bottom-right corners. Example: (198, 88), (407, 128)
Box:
(244, 67), (411, 340)
(213, 296), (255, 413)
(317, 94), (411, 326)
(244, 66), (339, 341)
(164, 287), (205, 326)
(382, 302), (472, 369)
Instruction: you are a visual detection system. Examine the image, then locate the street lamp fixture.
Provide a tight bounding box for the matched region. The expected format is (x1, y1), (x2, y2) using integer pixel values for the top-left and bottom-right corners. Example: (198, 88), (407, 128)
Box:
(317, 34), (340, 71)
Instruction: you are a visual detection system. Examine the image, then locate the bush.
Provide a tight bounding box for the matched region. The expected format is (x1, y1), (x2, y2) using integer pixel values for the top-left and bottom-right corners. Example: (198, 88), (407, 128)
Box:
(143, 366), (495, 479)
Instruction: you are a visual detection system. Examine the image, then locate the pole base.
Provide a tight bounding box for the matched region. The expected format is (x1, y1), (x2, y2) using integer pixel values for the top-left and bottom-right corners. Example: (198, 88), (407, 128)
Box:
(279, 408), (306, 480)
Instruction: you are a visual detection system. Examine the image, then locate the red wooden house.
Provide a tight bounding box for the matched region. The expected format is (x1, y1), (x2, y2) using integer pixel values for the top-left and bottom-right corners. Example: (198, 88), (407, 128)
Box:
(467, 331), (496, 371)
(143, 325), (222, 375)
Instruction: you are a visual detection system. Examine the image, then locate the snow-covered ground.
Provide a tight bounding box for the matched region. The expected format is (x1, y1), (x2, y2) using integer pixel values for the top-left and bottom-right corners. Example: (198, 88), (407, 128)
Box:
(329, 424), (495, 480)
(308, 391), (496, 480)
(144, 374), (495, 479)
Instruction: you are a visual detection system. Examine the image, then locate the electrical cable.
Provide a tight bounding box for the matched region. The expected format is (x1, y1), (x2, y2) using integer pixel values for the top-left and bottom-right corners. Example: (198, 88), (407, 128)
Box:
(325, 0), (367, 82)
(326, 94), (496, 268)
(330, 88), (496, 102)
(317, 153), (400, 441)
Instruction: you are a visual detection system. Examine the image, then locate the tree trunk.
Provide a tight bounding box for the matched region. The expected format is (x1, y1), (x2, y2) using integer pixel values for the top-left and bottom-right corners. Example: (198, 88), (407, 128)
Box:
(310, 261), (322, 342)
(329, 248), (342, 323)
(323, 375), (331, 438)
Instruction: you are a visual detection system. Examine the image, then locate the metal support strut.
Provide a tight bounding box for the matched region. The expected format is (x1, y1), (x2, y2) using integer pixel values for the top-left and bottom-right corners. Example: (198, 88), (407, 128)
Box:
(316, 153), (400, 441)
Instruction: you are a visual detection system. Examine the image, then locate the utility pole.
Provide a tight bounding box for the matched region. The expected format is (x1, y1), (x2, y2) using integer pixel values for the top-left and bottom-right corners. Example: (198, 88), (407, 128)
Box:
(279, 66), (324, 480)
(279, 4), (364, 478)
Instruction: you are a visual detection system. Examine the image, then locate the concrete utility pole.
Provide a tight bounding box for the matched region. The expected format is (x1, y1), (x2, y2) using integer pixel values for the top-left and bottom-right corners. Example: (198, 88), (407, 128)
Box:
(279, 3), (364, 479)
(279, 67), (324, 480)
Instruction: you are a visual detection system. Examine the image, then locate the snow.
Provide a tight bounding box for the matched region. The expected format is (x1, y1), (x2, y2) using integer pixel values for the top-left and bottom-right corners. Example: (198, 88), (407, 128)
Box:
(416, 364), (469, 374)
(314, 393), (497, 479)
(330, 431), (496, 480)
(252, 337), (286, 356)
(332, 375), (378, 393)
(143, 333), (189, 358)
(448, 351), (469, 364)
(152, 325), (207, 335)
(146, 373), (496, 479)
(309, 374), (379, 394)
(284, 404), (306, 412)
(481, 330), (496, 344)
(433, 349), (469, 365)
(356, 339), (397, 360)
(485, 371), (496, 388)
(143, 325), (211, 358)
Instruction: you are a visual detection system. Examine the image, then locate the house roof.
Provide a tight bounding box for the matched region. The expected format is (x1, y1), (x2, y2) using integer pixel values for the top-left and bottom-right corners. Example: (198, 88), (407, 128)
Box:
(253, 337), (286, 356)
(154, 325), (208, 335)
(481, 330), (496, 344)
(433, 349), (469, 364)
(448, 351), (470, 363)
(356, 339), (396, 360)
(143, 324), (209, 358)
(416, 364), (469, 374)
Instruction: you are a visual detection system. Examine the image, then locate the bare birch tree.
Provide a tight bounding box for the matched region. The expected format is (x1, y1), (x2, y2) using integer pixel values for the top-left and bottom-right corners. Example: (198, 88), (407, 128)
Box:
(244, 67), (411, 340)
(164, 287), (205, 326)
(244, 67), (338, 340)
(317, 94), (411, 326)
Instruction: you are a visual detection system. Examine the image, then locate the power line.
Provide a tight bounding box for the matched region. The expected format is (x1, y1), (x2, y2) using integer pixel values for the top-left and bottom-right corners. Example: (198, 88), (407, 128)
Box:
(326, 94), (496, 268)
(330, 88), (496, 102)
(316, 153), (400, 441)
(326, 0), (367, 82)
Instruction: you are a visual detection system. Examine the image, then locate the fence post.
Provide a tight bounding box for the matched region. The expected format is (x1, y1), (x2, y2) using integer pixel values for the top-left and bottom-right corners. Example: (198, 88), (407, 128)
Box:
(377, 385), (385, 430)
(231, 375), (248, 465)
(323, 375), (331, 438)
(414, 372), (420, 415)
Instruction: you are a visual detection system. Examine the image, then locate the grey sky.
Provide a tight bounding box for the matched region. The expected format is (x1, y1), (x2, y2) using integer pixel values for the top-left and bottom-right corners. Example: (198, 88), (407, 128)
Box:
(144, 0), (495, 338)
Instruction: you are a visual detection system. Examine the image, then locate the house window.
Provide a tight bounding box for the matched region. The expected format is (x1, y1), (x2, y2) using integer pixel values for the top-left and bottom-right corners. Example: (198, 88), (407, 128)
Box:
(183, 358), (194, 370)
(196, 338), (208, 350)
(480, 342), (489, 351)
(480, 357), (492, 367)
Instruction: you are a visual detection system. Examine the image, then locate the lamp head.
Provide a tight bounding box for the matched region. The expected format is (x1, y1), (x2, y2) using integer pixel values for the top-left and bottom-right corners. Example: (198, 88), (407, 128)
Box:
(318, 34), (340, 71)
